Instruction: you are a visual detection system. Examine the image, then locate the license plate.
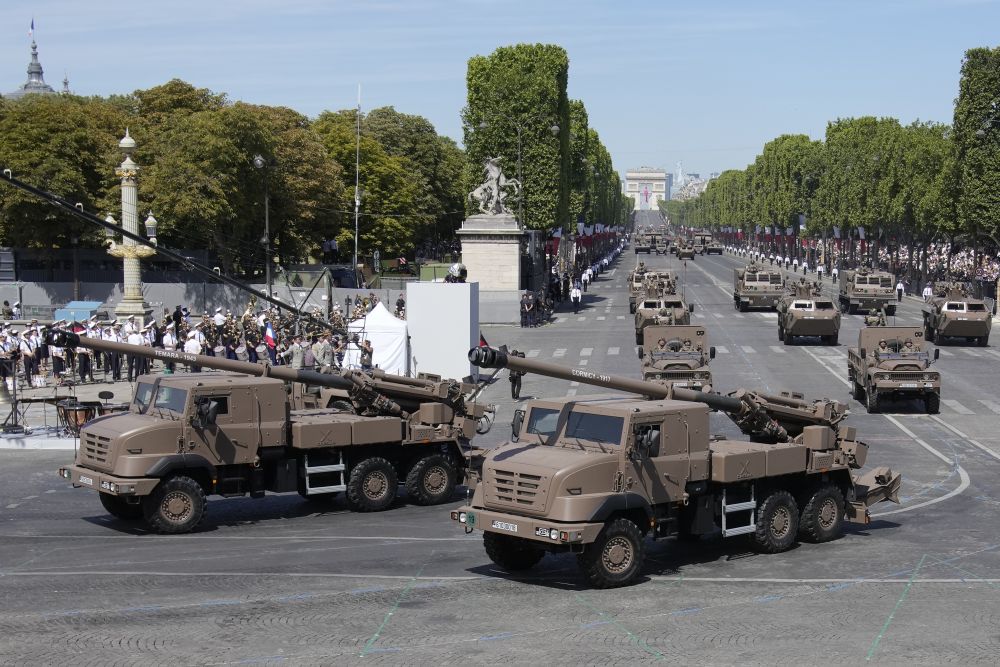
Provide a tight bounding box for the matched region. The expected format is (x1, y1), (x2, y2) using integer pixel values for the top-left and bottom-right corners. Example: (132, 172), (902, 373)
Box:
(901, 383), (918, 388)
(674, 382), (688, 387)
(491, 520), (518, 533)
(78, 475), (93, 486)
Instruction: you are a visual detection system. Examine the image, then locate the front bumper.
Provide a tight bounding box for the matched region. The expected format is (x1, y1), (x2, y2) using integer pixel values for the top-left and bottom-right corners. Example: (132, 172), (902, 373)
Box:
(849, 296), (891, 311)
(451, 505), (604, 546)
(739, 294), (780, 308)
(872, 381), (938, 395)
(938, 320), (991, 337)
(58, 464), (160, 497)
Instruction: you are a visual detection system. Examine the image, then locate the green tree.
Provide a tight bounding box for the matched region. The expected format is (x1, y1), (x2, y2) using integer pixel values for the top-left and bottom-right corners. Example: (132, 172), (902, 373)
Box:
(954, 47), (1000, 239)
(463, 43), (570, 230)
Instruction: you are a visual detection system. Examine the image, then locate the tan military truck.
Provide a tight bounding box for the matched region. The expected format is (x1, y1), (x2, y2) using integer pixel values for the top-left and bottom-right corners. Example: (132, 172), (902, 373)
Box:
(638, 324), (715, 392)
(733, 262), (784, 311)
(922, 282), (992, 346)
(847, 326), (941, 414)
(654, 235), (669, 255)
(705, 238), (724, 255)
(634, 295), (694, 343)
(777, 281), (841, 345)
(838, 267), (897, 315)
(453, 347), (901, 588)
(52, 332), (493, 534)
(676, 243), (696, 260)
(627, 263), (649, 314)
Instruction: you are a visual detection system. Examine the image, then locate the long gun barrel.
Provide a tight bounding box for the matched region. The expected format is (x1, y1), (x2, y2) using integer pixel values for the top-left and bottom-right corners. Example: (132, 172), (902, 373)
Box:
(469, 345), (790, 442)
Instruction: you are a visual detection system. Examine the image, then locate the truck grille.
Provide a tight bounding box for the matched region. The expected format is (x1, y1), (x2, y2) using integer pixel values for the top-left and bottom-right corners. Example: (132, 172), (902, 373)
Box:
(82, 433), (112, 468)
(880, 372), (924, 381)
(484, 468), (548, 514)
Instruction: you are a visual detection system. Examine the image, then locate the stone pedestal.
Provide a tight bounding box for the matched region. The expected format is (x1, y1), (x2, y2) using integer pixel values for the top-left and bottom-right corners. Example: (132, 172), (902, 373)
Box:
(457, 213), (524, 290)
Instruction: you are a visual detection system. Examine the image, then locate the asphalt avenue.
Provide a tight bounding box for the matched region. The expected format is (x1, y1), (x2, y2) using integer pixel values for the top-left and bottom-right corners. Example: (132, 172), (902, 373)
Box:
(3, 238), (1000, 663)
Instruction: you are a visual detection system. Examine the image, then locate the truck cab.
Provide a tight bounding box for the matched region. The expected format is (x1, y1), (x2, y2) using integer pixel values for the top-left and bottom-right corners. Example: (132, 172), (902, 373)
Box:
(847, 327), (941, 413)
(838, 268), (896, 315)
(638, 324), (715, 392)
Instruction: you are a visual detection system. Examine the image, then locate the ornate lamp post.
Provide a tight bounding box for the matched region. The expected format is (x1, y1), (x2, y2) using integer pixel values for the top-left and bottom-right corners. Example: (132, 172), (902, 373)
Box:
(252, 154), (272, 298)
(108, 129), (154, 324)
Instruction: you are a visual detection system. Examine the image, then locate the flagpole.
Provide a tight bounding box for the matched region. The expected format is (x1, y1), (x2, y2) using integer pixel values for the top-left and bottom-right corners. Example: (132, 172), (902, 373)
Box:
(353, 83), (362, 288)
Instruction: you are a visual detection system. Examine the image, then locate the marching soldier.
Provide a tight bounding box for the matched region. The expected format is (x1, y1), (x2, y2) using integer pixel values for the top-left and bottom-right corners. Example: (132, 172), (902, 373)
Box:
(509, 349), (525, 399)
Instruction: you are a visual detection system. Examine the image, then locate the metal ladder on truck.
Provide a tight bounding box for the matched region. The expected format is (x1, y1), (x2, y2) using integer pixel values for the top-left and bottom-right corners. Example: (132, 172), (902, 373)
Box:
(302, 452), (347, 495)
(721, 486), (756, 537)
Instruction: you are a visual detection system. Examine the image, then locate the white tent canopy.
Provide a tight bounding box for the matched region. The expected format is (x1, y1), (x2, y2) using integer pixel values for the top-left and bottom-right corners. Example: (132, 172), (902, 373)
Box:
(344, 302), (409, 375)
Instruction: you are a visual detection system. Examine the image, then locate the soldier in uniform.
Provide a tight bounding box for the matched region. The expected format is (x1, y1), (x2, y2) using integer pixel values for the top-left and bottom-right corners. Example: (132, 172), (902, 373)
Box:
(183, 331), (202, 372)
(508, 349), (526, 399)
(902, 338), (916, 353)
(655, 338), (668, 352)
(877, 339), (889, 354)
(681, 338), (693, 352)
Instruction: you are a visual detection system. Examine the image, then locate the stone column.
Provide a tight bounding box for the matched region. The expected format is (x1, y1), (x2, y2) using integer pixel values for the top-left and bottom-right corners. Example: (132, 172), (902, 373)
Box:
(111, 129), (153, 323)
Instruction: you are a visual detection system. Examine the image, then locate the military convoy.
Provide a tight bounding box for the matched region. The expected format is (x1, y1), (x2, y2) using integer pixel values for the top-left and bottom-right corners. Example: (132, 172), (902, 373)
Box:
(922, 282), (992, 346)
(847, 327), (941, 414)
(838, 267), (896, 315)
(733, 262), (784, 311)
(638, 324), (715, 392)
(634, 294), (694, 343)
(454, 346), (901, 588)
(51, 331), (493, 533)
(777, 280), (841, 345)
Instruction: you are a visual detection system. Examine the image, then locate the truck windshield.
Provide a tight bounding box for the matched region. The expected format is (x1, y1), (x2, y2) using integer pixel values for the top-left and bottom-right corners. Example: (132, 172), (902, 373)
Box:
(565, 412), (624, 446)
(153, 386), (188, 414)
(526, 407), (560, 438)
(133, 382), (155, 413)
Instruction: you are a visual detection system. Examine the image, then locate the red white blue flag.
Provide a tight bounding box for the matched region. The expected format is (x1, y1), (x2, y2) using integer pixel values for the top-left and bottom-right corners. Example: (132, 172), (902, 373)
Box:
(264, 322), (276, 348)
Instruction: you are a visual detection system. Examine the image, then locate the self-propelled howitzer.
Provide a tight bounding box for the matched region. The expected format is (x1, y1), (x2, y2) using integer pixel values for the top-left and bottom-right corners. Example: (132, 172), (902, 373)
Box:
(50, 330), (493, 533)
(455, 346), (899, 588)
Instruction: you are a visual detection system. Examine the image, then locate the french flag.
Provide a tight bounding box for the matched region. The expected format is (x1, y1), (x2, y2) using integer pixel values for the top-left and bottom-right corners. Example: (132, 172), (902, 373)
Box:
(264, 322), (276, 348)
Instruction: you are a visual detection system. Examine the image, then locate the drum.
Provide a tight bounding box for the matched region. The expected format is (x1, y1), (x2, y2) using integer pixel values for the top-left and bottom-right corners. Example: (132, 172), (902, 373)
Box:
(97, 403), (129, 416)
(213, 345), (226, 355)
(235, 345), (249, 361)
(255, 344), (268, 355)
(57, 400), (100, 436)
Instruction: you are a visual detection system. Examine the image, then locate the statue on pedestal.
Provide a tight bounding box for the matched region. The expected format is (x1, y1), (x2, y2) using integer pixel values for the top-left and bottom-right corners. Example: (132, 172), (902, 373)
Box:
(469, 157), (520, 215)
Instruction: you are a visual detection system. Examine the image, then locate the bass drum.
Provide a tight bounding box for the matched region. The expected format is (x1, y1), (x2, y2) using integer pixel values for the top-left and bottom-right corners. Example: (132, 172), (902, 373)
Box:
(235, 345), (249, 361)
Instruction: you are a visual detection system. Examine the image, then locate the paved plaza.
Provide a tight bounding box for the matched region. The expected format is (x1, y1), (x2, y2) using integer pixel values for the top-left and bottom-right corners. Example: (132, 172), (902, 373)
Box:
(2, 244), (1000, 664)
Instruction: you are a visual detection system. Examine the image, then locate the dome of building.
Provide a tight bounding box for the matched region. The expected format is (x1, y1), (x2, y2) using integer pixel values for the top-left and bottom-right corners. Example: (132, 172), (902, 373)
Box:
(5, 41), (57, 100)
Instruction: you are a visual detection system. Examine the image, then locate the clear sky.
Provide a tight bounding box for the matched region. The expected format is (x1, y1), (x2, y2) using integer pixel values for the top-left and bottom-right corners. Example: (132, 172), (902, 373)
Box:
(2, 0), (998, 179)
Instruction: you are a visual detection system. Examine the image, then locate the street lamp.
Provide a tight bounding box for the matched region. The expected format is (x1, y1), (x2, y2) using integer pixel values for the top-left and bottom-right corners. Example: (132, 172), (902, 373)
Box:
(476, 118), (560, 228)
(252, 154), (271, 298)
(144, 212), (158, 245)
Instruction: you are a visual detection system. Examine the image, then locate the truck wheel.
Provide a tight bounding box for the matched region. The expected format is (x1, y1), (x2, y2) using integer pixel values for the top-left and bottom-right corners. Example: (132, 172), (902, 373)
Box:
(777, 326), (784, 341)
(886, 305), (897, 316)
(483, 532), (545, 571)
(346, 457), (398, 512)
(405, 454), (456, 506)
(925, 393), (940, 414)
(752, 490), (799, 554)
(852, 381), (865, 401)
(925, 326), (935, 343)
(799, 485), (845, 543)
(848, 304), (858, 315)
(783, 332), (793, 346)
(629, 303), (636, 314)
(100, 493), (143, 520)
(739, 301), (748, 313)
(142, 475), (207, 534)
(866, 387), (880, 413)
(979, 335), (989, 348)
(577, 518), (645, 588)
(635, 332), (643, 345)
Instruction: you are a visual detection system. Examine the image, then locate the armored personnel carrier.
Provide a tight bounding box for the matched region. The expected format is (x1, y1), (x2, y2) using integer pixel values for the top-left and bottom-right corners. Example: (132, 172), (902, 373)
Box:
(705, 239), (724, 255)
(838, 267), (896, 315)
(922, 282), (992, 346)
(654, 236), (669, 255)
(51, 332), (493, 533)
(676, 243), (696, 260)
(847, 326), (941, 413)
(634, 233), (652, 254)
(733, 262), (783, 311)
(638, 324), (715, 392)
(453, 347), (901, 588)
(627, 262), (649, 314)
(777, 280), (841, 345)
(635, 294), (694, 343)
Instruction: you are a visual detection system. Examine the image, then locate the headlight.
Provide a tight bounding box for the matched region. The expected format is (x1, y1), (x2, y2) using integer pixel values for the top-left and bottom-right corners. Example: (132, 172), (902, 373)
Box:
(60, 469), (71, 479)
(549, 528), (559, 540)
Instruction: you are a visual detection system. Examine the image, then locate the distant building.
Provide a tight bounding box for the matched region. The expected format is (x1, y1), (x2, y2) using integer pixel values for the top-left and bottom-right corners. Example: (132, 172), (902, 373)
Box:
(5, 40), (66, 100)
(625, 167), (668, 211)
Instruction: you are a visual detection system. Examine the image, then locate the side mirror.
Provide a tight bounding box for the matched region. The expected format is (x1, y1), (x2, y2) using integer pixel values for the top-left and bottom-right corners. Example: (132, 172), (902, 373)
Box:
(709, 346), (716, 359)
(511, 409), (524, 442)
(934, 348), (940, 361)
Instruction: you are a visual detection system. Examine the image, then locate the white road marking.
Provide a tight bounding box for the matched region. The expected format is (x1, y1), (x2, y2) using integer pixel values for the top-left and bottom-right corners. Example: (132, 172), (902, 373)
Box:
(569, 381), (579, 387)
(978, 400), (1000, 414)
(617, 315), (626, 320)
(596, 316), (606, 321)
(732, 313), (745, 319)
(985, 349), (1000, 360)
(5, 504), (19, 509)
(694, 313), (706, 319)
(22, 495), (38, 500)
(929, 415), (1000, 462)
(526, 349), (540, 358)
(715, 346), (730, 354)
(769, 346), (786, 354)
(938, 349), (954, 357)
(960, 349), (982, 357)
(607, 347), (620, 356)
(578, 360), (589, 366)
(757, 312), (778, 319)
(741, 346), (756, 354)
(942, 399), (973, 415)
(553, 349), (566, 357)
(577, 316), (586, 321)
(580, 347), (593, 356)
